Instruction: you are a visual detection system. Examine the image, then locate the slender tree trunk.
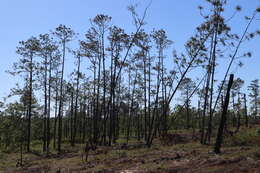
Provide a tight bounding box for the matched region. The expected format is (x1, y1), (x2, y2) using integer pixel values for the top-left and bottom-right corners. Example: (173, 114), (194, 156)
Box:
(232, 92), (236, 127)
(146, 59), (161, 147)
(201, 64), (211, 144)
(107, 47), (114, 146)
(47, 55), (52, 154)
(57, 40), (66, 153)
(94, 54), (101, 145)
(148, 54), (151, 139)
(43, 56), (48, 153)
(70, 91), (74, 146)
(214, 74), (234, 154)
(92, 58), (97, 144)
(206, 34), (217, 144)
(53, 75), (59, 149)
(143, 54), (147, 140)
(27, 52), (33, 152)
(244, 94), (248, 127)
(126, 69), (138, 144)
(102, 33), (107, 145)
(82, 97), (87, 143)
(72, 55), (81, 146)
(198, 100), (201, 130)
(186, 89), (190, 129)
(235, 93), (241, 132)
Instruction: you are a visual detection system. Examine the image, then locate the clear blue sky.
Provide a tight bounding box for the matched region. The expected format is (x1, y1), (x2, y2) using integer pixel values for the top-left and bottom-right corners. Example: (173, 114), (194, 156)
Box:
(0, 0), (259, 103)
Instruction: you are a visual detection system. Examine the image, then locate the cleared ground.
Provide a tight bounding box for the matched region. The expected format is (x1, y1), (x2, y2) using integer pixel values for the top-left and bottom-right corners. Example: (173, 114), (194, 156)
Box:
(1, 127), (260, 173)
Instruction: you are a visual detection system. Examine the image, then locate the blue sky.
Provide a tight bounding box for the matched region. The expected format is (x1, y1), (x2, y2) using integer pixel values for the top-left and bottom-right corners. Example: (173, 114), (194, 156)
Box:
(0, 0), (259, 103)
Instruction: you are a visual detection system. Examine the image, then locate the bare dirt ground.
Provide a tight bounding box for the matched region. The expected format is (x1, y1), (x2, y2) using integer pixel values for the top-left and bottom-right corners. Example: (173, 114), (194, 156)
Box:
(1, 130), (260, 173)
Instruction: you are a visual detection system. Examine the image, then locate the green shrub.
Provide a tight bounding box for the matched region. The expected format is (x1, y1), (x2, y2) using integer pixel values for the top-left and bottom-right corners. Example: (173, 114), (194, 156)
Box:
(227, 128), (260, 146)
(256, 128), (260, 136)
(31, 140), (42, 147)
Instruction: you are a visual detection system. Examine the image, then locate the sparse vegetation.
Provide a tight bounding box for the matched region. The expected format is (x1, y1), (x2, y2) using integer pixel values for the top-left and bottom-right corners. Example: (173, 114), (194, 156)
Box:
(0, 0), (260, 172)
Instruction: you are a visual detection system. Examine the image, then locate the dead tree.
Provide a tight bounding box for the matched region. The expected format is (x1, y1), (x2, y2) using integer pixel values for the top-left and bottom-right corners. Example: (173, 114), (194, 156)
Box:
(214, 74), (234, 154)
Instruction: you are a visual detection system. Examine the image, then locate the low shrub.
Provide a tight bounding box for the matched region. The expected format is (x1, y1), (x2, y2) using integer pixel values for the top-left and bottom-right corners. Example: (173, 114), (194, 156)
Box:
(226, 128), (260, 146)
(256, 128), (260, 136)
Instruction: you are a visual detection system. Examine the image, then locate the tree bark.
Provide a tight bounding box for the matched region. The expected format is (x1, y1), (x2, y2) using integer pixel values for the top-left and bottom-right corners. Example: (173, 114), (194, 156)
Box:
(214, 74), (234, 154)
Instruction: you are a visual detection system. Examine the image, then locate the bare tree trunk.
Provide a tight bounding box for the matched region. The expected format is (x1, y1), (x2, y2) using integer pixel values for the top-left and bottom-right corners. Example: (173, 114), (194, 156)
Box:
(146, 62), (161, 147)
(94, 54), (101, 145)
(244, 94), (248, 127)
(57, 41), (66, 153)
(53, 75), (59, 149)
(214, 74), (234, 154)
(235, 93), (241, 132)
(201, 70), (210, 144)
(27, 52), (33, 152)
(148, 54), (151, 140)
(72, 55), (81, 146)
(70, 91), (74, 146)
(186, 89), (190, 129)
(232, 92), (236, 127)
(143, 53), (147, 141)
(43, 56), (48, 153)
(102, 33), (107, 145)
(47, 55), (52, 154)
(126, 69), (138, 144)
(198, 100), (201, 130)
(82, 97), (87, 143)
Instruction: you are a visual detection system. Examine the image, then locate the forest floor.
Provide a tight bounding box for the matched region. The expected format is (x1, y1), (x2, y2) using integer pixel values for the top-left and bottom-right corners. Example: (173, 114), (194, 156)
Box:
(1, 126), (260, 173)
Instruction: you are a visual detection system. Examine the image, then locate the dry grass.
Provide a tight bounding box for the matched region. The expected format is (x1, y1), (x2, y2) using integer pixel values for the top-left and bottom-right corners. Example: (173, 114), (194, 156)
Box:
(1, 127), (260, 173)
